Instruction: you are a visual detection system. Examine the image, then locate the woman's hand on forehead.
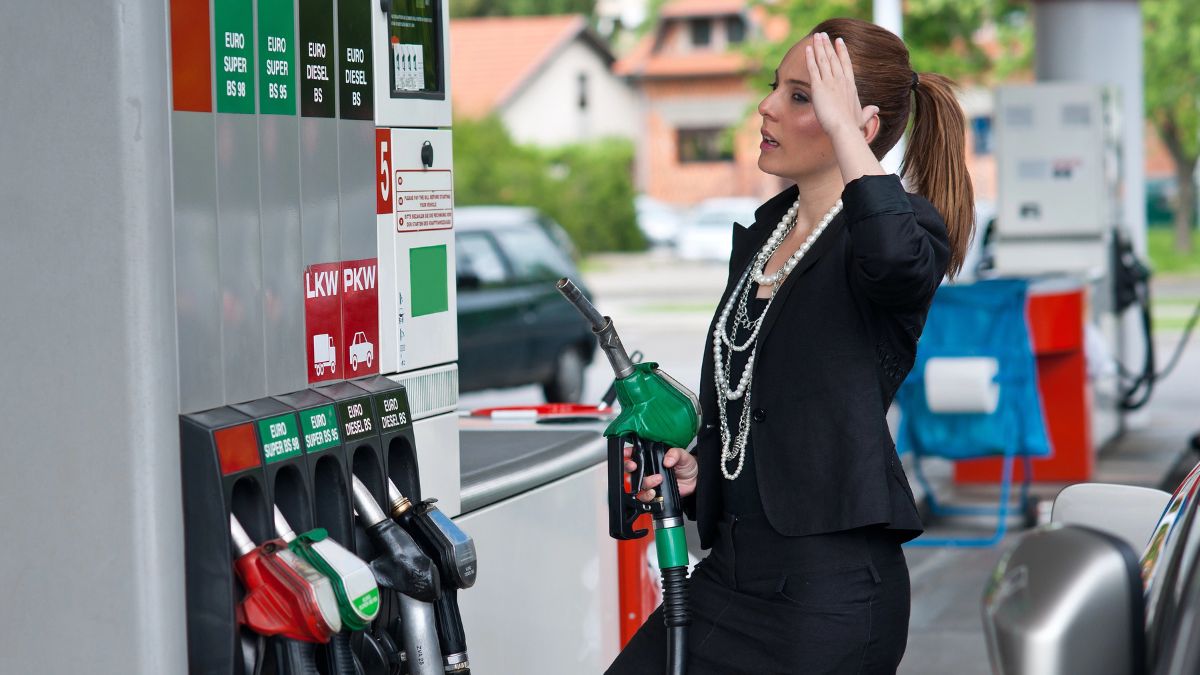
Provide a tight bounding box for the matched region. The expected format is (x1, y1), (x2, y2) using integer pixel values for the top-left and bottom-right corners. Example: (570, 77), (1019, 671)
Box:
(805, 32), (879, 138)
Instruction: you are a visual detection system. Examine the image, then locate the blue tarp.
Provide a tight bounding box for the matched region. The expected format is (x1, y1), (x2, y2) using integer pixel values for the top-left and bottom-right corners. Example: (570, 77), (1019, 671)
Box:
(896, 279), (1053, 460)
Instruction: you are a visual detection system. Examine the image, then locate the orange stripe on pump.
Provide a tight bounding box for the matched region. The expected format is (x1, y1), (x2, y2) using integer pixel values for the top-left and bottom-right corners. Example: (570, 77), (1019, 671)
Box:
(215, 424), (261, 475)
(170, 0), (213, 112)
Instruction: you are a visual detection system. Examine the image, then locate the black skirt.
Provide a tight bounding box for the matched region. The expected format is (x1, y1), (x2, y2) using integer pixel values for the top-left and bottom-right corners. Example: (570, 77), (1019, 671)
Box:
(606, 514), (911, 675)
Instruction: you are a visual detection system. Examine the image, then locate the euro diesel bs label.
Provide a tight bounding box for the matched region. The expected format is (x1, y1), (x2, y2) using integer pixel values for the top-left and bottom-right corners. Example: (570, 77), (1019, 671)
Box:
(299, 405), (340, 453)
(257, 413), (302, 463)
(373, 391), (411, 431)
(337, 397), (377, 442)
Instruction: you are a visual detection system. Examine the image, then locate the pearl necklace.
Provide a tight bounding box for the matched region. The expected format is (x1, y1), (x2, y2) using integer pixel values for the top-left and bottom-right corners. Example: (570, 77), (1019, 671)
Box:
(713, 197), (843, 480)
(752, 198), (842, 286)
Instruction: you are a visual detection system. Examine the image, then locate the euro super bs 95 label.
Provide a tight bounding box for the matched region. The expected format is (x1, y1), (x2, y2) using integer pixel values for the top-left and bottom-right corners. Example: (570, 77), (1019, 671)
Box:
(299, 405), (341, 453)
(337, 396), (378, 441)
(257, 413), (303, 464)
(373, 391), (412, 431)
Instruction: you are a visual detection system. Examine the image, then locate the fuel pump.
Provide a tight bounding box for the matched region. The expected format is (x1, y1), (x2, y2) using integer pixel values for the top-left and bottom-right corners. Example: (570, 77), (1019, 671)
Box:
(557, 278), (700, 675)
(386, 478), (477, 673)
(274, 507), (380, 674)
(230, 514), (339, 675)
(351, 475), (443, 675)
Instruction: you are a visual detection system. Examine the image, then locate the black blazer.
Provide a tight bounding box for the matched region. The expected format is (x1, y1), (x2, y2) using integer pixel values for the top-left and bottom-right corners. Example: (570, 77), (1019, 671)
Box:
(685, 174), (951, 548)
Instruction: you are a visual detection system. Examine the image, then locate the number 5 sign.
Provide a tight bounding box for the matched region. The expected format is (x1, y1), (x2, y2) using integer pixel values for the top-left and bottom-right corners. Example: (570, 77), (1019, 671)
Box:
(376, 128), (392, 214)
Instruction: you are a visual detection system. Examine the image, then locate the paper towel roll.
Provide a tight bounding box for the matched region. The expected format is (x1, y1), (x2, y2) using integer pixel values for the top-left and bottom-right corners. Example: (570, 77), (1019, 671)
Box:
(924, 356), (1000, 414)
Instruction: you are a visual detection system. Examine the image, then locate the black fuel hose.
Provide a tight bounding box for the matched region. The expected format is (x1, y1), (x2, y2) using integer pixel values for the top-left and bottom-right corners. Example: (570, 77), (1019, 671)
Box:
(273, 639), (321, 675)
(328, 632), (362, 675)
(433, 589), (470, 673)
(661, 566), (690, 675)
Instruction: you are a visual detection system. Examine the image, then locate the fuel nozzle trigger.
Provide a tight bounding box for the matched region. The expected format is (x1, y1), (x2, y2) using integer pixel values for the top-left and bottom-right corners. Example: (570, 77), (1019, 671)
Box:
(609, 436), (653, 540)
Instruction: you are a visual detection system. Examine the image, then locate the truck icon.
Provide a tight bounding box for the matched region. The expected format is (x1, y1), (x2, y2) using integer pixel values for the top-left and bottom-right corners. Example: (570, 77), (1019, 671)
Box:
(313, 334), (336, 375)
(350, 331), (374, 371)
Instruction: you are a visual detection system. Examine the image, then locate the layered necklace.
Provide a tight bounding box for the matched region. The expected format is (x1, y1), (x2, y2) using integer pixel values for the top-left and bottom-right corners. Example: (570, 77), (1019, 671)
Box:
(713, 196), (843, 479)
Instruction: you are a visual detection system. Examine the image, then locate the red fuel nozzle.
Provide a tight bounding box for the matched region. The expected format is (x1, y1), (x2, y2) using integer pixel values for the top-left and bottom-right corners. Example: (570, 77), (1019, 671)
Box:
(230, 514), (342, 643)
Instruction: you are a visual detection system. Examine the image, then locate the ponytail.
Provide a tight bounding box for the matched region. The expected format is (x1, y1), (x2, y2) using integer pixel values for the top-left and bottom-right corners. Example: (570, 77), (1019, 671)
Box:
(900, 72), (974, 279)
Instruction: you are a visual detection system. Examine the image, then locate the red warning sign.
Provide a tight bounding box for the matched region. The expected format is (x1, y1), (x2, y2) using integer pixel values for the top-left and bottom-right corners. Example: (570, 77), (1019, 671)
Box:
(340, 258), (379, 377)
(305, 262), (342, 383)
(376, 128), (392, 215)
(394, 169), (453, 232)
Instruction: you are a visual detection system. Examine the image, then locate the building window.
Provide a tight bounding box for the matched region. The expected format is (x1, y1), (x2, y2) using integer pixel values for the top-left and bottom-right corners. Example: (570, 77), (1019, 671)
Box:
(727, 16), (746, 44)
(578, 72), (588, 110)
(971, 115), (994, 155)
(677, 127), (733, 163)
(689, 19), (711, 47)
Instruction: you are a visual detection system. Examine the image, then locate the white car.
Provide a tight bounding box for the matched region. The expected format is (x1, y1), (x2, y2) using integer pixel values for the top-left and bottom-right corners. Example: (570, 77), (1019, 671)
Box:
(349, 331), (374, 371)
(635, 195), (684, 248)
(675, 197), (760, 262)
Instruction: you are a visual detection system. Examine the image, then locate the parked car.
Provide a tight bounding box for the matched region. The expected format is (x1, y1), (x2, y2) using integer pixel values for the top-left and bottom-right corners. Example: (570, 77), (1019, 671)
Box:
(675, 197), (760, 262)
(635, 194), (684, 248)
(983, 460), (1200, 674)
(454, 206), (598, 402)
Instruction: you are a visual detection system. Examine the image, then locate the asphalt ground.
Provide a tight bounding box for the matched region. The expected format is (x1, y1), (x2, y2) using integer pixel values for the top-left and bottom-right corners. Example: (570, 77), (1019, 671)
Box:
(461, 251), (1200, 674)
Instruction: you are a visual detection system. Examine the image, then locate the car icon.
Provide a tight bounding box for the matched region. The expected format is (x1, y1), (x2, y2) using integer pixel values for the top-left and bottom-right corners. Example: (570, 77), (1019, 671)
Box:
(350, 331), (374, 371)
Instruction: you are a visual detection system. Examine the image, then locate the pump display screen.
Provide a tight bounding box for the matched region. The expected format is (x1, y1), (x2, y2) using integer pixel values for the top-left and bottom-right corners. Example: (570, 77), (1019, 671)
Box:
(388, 0), (444, 99)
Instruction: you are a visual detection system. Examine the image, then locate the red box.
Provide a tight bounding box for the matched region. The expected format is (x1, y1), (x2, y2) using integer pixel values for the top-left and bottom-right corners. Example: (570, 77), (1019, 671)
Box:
(954, 288), (1093, 483)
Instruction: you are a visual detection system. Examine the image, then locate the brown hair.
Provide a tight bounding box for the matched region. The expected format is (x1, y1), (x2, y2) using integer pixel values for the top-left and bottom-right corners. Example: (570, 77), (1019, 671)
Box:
(809, 18), (974, 278)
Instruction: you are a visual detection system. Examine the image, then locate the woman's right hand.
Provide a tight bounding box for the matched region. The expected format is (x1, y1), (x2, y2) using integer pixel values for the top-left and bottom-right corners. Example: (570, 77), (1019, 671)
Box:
(624, 446), (698, 502)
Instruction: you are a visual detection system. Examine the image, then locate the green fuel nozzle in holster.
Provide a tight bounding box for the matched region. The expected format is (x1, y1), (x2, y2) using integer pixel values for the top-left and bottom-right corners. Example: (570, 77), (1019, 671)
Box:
(557, 277), (698, 675)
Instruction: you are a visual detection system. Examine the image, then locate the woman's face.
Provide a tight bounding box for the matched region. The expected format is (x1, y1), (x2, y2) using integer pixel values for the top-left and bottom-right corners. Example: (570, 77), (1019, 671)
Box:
(757, 37), (837, 183)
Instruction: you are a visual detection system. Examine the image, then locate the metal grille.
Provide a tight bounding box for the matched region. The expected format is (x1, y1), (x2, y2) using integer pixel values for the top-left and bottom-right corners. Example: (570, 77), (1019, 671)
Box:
(388, 364), (459, 420)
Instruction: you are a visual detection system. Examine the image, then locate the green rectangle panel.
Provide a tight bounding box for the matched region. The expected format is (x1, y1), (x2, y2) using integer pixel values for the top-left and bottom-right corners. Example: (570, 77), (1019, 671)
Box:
(257, 413), (302, 463)
(299, 404), (340, 453)
(214, 0), (255, 113)
(410, 245), (448, 317)
(257, 0), (296, 115)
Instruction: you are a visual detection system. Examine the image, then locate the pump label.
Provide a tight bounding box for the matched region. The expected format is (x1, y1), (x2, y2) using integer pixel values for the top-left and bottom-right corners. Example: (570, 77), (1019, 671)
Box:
(299, 0), (336, 117)
(373, 390), (411, 431)
(299, 405), (340, 453)
(337, 397), (378, 441)
(353, 588), (381, 617)
(257, 0), (296, 115)
(393, 170), (453, 232)
(214, 0), (255, 113)
(337, 0), (373, 120)
(257, 413), (302, 464)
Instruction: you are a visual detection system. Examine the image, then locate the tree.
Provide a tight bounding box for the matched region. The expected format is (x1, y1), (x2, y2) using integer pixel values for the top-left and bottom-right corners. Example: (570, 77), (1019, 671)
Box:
(748, 0), (1032, 88)
(453, 115), (644, 253)
(1144, 0), (1200, 254)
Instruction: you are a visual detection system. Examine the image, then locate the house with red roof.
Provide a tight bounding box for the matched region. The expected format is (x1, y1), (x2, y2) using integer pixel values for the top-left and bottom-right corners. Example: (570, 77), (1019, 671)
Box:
(449, 15), (640, 147)
(616, 0), (790, 206)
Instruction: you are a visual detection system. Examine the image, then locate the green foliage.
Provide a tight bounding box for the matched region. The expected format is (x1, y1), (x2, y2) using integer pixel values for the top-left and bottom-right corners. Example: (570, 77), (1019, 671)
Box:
(453, 115), (645, 253)
(746, 0), (1032, 85)
(1143, 0), (1200, 163)
(1144, 0), (1200, 253)
(451, 0), (594, 19)
(1148, 227), (1200, 275)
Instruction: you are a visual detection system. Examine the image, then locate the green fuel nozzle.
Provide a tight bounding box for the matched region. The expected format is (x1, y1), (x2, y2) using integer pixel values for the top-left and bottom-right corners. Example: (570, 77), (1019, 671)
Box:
(273, 507), (381, 629)
(557, 277), (635, 378)
(557, 277), (695, 675)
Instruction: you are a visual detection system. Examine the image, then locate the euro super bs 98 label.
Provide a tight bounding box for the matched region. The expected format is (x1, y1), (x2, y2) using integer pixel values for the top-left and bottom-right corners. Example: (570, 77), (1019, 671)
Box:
(257, 413), (302, 463)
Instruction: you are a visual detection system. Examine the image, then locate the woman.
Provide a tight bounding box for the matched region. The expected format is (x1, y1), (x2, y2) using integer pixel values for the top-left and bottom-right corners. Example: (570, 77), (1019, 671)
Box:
(607, 17), (974, 675)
